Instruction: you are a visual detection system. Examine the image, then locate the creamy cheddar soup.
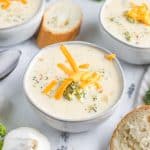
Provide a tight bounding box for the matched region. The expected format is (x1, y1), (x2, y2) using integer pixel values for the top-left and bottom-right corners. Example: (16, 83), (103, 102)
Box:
(101, 0), (150, 48)
(25, 44), (122, 120)
(0, 0), (41, 29)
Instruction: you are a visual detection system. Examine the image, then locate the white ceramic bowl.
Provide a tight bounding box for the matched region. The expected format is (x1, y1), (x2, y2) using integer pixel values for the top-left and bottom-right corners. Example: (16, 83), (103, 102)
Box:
(0, 0), (45, 47)
(23, 41), (125, 133)
(99, 0), (150, 65)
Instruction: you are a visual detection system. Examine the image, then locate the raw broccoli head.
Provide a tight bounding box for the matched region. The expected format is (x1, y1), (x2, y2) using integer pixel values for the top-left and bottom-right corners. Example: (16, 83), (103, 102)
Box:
(0, 124), (6, 138)
(0, 123), (7, 150)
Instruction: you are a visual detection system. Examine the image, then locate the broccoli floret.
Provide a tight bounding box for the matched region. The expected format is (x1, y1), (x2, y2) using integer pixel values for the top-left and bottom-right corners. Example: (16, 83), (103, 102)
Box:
(0, 124), (6, 138)
(63, 82), (86, 101)
(0, 124), (6, 150)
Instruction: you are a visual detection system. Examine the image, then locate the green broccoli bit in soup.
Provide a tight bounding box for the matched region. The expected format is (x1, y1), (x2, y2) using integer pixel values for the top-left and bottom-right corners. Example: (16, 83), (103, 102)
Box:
(87, 104), (97, 113)
(63, 82), (77, 101)
(123, 31), (131, 41)
(109, 17), (115, 22)
(126, 17), (135, 23)
(143, 89), (150, 105)
(63, 82), (86, 101)
(75, 88), (86, 100)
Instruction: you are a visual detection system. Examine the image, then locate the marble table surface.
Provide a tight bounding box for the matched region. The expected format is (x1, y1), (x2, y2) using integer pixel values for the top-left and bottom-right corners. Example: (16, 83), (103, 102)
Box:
(0, 0), (148, 150)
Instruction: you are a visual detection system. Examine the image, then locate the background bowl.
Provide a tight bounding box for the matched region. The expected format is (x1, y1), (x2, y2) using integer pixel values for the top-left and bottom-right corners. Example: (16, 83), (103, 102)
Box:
(99, 0), (150, 65)
(0, 0), (45, 47)
(24, 41), (125, 133)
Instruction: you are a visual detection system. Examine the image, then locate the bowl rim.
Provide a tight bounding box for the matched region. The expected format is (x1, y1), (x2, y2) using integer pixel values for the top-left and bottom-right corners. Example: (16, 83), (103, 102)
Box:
(23, 41), (125, 122)
(0, 0), (45, 31)
(99, 0), (150, 50)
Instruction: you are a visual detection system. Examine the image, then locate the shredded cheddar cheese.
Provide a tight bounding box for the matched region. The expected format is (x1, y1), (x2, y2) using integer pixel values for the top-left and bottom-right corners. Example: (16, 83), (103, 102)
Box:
(55, 78), (73, 100)
(0, 0), (27, 9)
(43, 80), (57, 94)
(105, 53), (116, 61)
(71, 71), (84, 82)
(0, 0), (10, 9)
(60, 45), (79, 73)
(57, 63), (73, 76)
(20, 0), (27, 4)
(79, 64), (90, 69)
(80, 72), (93, 81)
(94, 82), (102, 90)
(124, 2), (150, 25)
(80, 72), (100, 88)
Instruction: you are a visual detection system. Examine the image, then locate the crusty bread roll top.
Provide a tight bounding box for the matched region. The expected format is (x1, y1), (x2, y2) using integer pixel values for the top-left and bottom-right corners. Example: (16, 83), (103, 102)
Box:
(110, 105), (150, 150)
(37, 0), (83, 48)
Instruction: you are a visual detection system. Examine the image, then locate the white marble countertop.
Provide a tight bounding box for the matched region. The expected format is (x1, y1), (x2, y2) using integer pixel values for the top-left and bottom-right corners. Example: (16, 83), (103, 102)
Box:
(0, 0), (148, 150)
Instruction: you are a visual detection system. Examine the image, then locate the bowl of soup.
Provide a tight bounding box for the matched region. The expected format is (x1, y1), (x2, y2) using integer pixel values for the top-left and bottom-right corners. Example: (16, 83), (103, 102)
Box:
(0, 0), (45, 46)
(99, 0), (150, 64)
(24, 41), (125, 133)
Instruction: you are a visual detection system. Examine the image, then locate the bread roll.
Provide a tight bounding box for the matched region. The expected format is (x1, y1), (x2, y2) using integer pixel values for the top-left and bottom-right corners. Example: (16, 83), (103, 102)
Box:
(110, 105), (150, 150)
(37, 0), (83, 48)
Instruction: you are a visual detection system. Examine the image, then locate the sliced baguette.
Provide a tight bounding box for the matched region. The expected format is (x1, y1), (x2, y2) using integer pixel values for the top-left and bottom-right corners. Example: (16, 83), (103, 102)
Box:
(110, 105), (150, 150)
(37, 0), (83, 48)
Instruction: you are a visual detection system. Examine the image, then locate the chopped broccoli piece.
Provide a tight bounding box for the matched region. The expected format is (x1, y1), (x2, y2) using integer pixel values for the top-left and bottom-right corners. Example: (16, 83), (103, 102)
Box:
(63, 82), (86, 101)
(0, 124), (6, 150)
(123, 31), (131, 41)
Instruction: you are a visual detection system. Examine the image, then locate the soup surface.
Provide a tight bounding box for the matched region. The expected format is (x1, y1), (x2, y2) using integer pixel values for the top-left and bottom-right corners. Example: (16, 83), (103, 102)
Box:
(101, 0), (150, 48)
(0, 0), (40, 29)
(25, 44), (122, 120)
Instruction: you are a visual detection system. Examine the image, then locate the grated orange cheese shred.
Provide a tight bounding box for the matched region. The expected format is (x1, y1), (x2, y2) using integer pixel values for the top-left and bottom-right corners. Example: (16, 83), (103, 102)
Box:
(71, 71), (84, 82)
(20, 0), (27, 4)
(43, 80), (57, 94)
(80, 73), (100, 88)
(105, 53), (116, 61)
(79, 64), (90, 69)
(60, 45), (79, 73)
(0, 0), (27, 9)
(57, 63), (73, 76)
(14, 0), (27, 4)
(124, 2), (150, 25)
(55, 78), (73, 100)
(94, 82), (102, 90)
(0, 0), (10, 9)
(80, 72), (92, 81)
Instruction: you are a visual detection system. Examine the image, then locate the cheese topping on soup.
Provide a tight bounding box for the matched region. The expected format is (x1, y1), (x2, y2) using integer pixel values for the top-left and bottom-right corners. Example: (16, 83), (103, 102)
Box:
(101, 0), (150, 48)
(25, 44), (122, 120)
(0, 0), (40, 29)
